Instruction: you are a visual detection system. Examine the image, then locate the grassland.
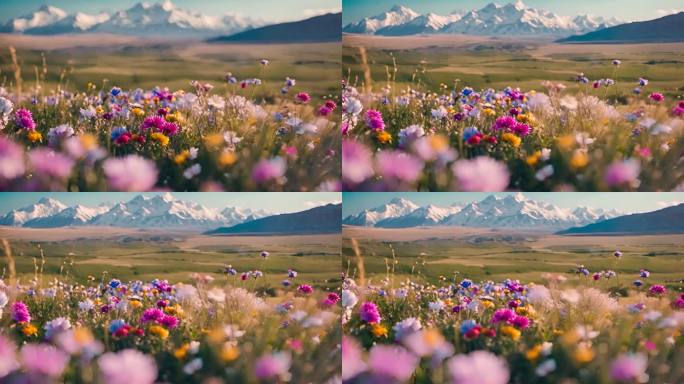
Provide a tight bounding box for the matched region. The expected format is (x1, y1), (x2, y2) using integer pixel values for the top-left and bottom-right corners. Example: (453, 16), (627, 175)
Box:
(0, 227), (341, 289)
(342, 34), (684, 98)
(0, 34), (340, 98)
(342, 226), (684, 289)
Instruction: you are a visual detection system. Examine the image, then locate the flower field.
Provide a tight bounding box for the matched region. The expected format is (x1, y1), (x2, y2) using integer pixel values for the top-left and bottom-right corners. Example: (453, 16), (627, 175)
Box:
(341, 259), (684, 384)
(342, 58), (684, 191)
(0, 57), (340, 192)
(0, 257), (341, 383)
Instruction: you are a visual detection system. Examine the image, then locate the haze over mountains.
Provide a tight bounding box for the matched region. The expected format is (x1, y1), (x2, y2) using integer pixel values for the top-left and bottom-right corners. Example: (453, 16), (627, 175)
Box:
(0, 194), (270, 229)
(343, 1), (621, 37)
(343, 194), (623, 230)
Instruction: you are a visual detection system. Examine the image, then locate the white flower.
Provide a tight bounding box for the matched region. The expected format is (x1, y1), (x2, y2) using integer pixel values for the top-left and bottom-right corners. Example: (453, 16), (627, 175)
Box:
(223, 324), (245, 339)
(207, 95), (226, 109)
(44, 317), (72, 339)
(344, 98), (363, 115)
(0, 96), (13, 129)
(296, 123), (319, 135)
(206, 288), (226, 303)
(78, 299), (95, 312)
(431, 106), (448, 119)
(428, 300), (445, 312)
(80, 106), (97, 119)
(341, 290), (358, 308)
(0, 291), (7, 308)
(188, 147), (199, 160)
(223, 131), (243, 150)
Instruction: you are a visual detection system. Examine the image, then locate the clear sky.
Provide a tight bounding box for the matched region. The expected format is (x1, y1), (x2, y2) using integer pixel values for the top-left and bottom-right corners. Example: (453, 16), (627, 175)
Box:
(342, 192), (684, 216)
(342, 0), (684, 24)
(0, 0), (341, 23)
(0, 193), (341, 215)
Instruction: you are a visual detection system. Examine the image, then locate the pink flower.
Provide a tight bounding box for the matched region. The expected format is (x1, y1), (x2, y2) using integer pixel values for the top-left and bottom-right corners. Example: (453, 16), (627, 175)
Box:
(140, 308), (164, 323)
(604, 159), (640, 187)
(492, 116), (516, 131)
(103, 155), (158, 191)
(649, 92), (664, 102)
(254, 351), (291, 379)
(359, 301), (381, 323)
(159, 315), (178, 329)
(490, 308), (515, 324)
(0, 137), (25, 181)
(448, 350), (509, 384)
(98, 349), (158, 384)
(20, 344), (69, 378)
(648, 284), (666, 295)
(342, 141), (373, 185)
(295, 92), (311, 103)
(364, 109), (385, 131)
(452, 157), (509, 191)
(368, 345), (418, 382)
(0, 335), (19, 378)
(28, 148), (74, 180)
(610, 353), (647, 382)
(15, 108), (35, 130)
(297, 284), (313, 295)
(376, 151), (423, 184)
(251, 157), (286, 183)
(342, 336), (366, 380)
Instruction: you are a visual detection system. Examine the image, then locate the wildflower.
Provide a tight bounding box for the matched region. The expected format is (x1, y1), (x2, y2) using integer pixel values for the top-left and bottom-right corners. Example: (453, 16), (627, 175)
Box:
(183, 164), (201, 179)
(148, 325), (169, 339)
(604, 159), (640, 187)
(251, 157), (286, 183)
(493, 116), (517, 131)
(491, 308), (516, 324)
(452, 157), (509, 191)
(254, 351), (291, 380)
(364, 109), (385, 131)
(368, 345), (418, 382)
(342, 290), (358, 308)
(376, 151), (423, 184)
(0, 96), (14, 130)
(141, 308), (164, 323)
(612, 59), (621, 66)
(649, 92), (664, 102)
(15, 108), (36, 130)
(160, 315), (178, 329)
(0, 137), (25, 180)
(27, 149), (73, 179)
(371, 323), (388, 338)
(360, 302), (381, 323)
(44, 317), (71, 340)
(295, 92), (311, 103)
(610, 353), (648, 382)
(297, 284), (313, 295)
(12, 301), (30, 323)
(448, 351), (509, 384)
(98, 349), (157, 384)
(20, 344), (69, 378)
(21, 323), (38, 336)
(342, 141), (373, 185)
(47, 124), (74, 146)
(574, 345), (595, 363)
(649, 284), (666, 295)
(150, 132), (170, 146)
(324, 292), (340, 306)
(397, 125), (424, 148)
(27, 130), (43, 143)
(500, 325), (521, 341)
(502, 132), (522, 147)
(103, 155), (158, 191)
(570, 150), (589, 169)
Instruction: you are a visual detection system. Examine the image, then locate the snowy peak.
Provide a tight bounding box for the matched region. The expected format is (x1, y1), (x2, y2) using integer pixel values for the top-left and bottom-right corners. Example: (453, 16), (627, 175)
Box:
(0, 198), (68, 226)
(1, 5), (68, 33)
(342, 198), (419, 227)
(343, 4), (420, 34)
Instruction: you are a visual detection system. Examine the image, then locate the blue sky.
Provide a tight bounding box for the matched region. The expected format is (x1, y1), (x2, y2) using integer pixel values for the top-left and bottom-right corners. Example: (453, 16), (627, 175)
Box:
(0, 0), (341, 23)
(0, 193), (341, 215)
(342, 192), (684, 216)
(342, 0), (684, 24)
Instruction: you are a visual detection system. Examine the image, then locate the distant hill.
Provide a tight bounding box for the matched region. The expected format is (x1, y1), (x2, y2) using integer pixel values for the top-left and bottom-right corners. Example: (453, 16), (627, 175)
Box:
(558, 12), (684, 43)
(208, 13), (341, 43)
(558, 204), (684, 235)
(207, 204), (341, 235)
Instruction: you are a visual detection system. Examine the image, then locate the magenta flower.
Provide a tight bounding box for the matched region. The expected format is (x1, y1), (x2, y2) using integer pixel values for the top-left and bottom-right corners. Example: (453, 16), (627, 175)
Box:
(342, 141), (373, 185)
(295, 92), (311, 103)
(648, 284), (666, 295)
(0, 335), (19, 377)
(448, 350), (509, 384)
(254, 351), (291, 379)
(368, 345), (418, 382)
(511, 315), (530, 329)
(604, 159), (640, 187)
(512, 122), (531, 136)
(672, 101), (684, 116)
(0, 137), (25, 181)
(359, 301), (381, 323)
(342, 336), (366, 380)
(140, 308), (164, 323)
(452, 157), (510, 191)
(103, 155), (158, 191)
(297, 284), (313, 295)
(492, 116), (516, 131)
(648, 92), (664, 102)
(28, 148), (74, 180)
(376, 151), (423, 184)
(159, 315), (178, 329)
(324, 292), (340, 306)
(610, 353), (647, 382)
(15, 108), (36, 130)
(98, 349), (158, 384)
(251, 157), (286, 183)
(11, 301), (30, 323)
(141, 116), (166, 131)
(490, 308), (515, 324)
(20, 344), (69, 378)
(364, 109), (385, 131)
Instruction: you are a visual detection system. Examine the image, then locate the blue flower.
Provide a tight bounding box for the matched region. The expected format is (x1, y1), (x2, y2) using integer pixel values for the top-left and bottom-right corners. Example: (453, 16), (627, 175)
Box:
(459, 319), (478, 334)
(462, 127), (479, 142)
(110, 87), (122, 96)
(461, 87), (474, 96)
(108, 279), (121, 288)
(460, 279), (473, 289)
(111, 127), (128, 141)
(108, 319), (126, 333)
(633, 280), (643, 287)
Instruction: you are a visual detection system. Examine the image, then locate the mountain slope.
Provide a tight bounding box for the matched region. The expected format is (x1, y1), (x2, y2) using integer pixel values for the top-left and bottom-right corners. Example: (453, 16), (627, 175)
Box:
(558, 204), (684, 235)
(24, 204), (111, 228)
(0, 198), (68, 226)
(0, 5), (67, 33)
(208, 204), (341, 235)
(376, 204), (463, 228)
(342, 198), (419, 227)
(558, 12), (684, 43)
(343, 5), (420, 34)
(208, 13), (341, 43)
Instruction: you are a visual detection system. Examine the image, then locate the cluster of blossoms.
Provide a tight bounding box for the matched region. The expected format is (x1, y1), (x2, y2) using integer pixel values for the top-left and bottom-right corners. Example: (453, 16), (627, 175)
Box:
(342, 59), (684, 192)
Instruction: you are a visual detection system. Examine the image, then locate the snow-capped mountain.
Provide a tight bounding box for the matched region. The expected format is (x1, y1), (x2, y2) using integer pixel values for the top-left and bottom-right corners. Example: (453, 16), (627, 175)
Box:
(1, 194), (273, 229)
(0, 197), (68, 226)
(344, 194), (623, 230)
(343, 2), (622, 37)
(1, 1), (261, 37)
(342, 197), (419, 227)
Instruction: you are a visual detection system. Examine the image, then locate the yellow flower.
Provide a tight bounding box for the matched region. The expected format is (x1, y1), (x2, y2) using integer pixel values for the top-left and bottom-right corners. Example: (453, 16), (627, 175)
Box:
(500, 325), (521, 341)
(132, 107), (145, 117)
(221, 343), (240, 361)
(129, 300), (143, 309)
(174, 344), (189, 359)
(502, 133), (521, 148)
(150, 132), (170, 147)
(149, 325), (169, 340)
(27, 130), (43, 143)
(21, 323), (38, 337)
(95, 106), (105, 115)
(80, 134), (98, 150)
(165, 111), (183, 124)
(482, 108), (495, 117)
(526, 151), (541, 166)
(204, 133), (224, 149)
(430, 135), (449, 151)
(371, 323), (388, 338)
(375, 131), (392, 144)
(174, 150), (189, 165)
(570, 150), (589, 169)
(219, 150), (237, 167)
(557, 135), (575, 151)
(574, 345), (595, 363)
(526, 344), (542, 360)
(481, 300), (495, 309)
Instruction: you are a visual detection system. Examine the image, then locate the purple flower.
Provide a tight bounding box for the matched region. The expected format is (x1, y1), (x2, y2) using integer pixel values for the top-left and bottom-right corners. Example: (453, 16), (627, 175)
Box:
(511, 122), (531, 136)
(12, 301), (31, 323)
(15, 108), (36, 130)
(251, 157), (286, 183)
(141, 115), (166, 131)
(452, 157), (509, 191)
(610, 353), (647, 382)
(492, 116), (516, 131)
(295, 92), (311, 103)
(254, 351), (291, 379)
(359, 301), (381, 323)
(0, 137), (25, 181)
(98, 349), (158, 384)
(604, 159), (640, 187)
(21, 344), (69, 378)
(140, 308), (164, 323)
(159, 315), (178, 329)
(342, 141), (373, 185)
(511, 315), (530, 329)
(649, 284), (666, 295)
(28, 148), (74, 179)
(103, 155), (158, 191)
(376, 151), (423, 184)
(368, 345), (418, 382)
(490, 308), (515, 324)
(364, 109), (385, 131)
(297, 284), (313, 295)
(448, 350), (509, 384)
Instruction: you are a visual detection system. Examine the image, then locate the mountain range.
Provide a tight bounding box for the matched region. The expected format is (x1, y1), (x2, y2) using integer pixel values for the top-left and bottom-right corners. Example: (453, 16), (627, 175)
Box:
(558, 204), (684, 235)
(558, 12), (684, 43)
(343, 2), (621, 37)
(0, 1), (263, 37)
(209, 13), (341, 43)
(343, 194), (623, 230)
(207, 204), (342, 235)
(0, 194), (270, 229)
